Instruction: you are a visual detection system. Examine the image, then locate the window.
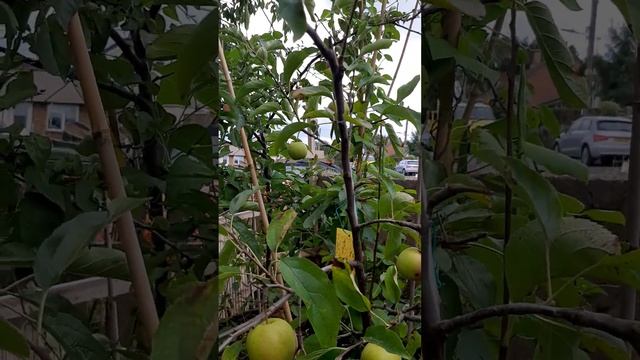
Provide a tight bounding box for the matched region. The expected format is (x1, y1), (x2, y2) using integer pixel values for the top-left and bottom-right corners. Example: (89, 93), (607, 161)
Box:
(14, 103), (30, 131)
(568, 119), (582, 131)
(597, 121), (632, 132)
(0, 103), (32, 134)
(579, 119), (592, 130)
(47, 103), (79, 131)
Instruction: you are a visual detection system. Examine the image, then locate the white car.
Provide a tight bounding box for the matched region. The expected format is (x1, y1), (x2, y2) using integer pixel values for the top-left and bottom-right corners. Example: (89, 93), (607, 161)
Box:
(395, 159), (419, 176)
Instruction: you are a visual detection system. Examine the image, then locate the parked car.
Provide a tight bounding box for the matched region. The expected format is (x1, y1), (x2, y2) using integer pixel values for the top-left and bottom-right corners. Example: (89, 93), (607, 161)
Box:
(395, 159), (419, 176)
(554, 116), (632, 165)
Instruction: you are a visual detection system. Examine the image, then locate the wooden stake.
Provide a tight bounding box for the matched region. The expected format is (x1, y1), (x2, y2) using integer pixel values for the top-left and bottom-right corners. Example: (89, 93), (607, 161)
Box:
(67, 14), (159, 339)
(218, 39), (293, 322)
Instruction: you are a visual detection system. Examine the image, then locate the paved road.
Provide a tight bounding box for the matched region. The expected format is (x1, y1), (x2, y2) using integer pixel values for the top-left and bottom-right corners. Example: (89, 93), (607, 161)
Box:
(587, 165), (628, 181)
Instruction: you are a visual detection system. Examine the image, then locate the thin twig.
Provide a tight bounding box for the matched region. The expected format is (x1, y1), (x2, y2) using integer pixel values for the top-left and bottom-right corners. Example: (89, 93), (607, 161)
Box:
(358, 219), (420, 232)
(217, 293), (293, 352)
(2, 274), (34, 292)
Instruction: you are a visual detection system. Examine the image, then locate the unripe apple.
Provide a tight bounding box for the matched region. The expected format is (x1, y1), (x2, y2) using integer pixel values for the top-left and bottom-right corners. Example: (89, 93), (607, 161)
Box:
(361, 343), (401, 360)
(287, 141), (308, 160)
(396, 247), (421, 281)
(246, 318), (297, 360)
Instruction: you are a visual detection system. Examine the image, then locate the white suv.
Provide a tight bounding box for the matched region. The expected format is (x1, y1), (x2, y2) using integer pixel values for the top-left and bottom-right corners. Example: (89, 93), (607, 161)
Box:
(395, 159), (419, 176)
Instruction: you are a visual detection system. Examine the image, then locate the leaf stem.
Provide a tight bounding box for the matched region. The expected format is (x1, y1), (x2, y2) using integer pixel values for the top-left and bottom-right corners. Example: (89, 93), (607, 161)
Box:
(36, 289), (49, 346)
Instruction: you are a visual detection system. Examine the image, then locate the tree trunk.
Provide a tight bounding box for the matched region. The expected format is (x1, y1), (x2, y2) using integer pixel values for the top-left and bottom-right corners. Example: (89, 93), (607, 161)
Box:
(620, 44), (640, 321)
(433, 11), (461, 175)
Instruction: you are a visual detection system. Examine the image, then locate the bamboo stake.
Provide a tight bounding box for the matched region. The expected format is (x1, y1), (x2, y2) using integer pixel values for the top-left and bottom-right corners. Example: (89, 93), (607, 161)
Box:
(67, 14), (159, 339)
(218, 39), (293, 322)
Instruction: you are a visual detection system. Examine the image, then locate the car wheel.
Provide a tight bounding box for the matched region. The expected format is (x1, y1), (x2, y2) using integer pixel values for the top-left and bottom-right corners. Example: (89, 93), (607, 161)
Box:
(581, 146), (593, 166)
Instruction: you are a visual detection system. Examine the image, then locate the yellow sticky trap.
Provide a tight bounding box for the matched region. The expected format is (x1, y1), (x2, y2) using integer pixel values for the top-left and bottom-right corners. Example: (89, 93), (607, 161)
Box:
(335, 228), (355, 261)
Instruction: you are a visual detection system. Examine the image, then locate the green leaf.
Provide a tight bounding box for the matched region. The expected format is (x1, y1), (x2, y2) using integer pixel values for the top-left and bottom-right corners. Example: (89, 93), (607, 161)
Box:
(361, 39), (394, 55)
(166, 155), (214, 205)
(332, 265), (371, 312)
(267, 208), (297, 251)
(539, 107), (561, 138)
(381, 104), (420, 130)
(221, 341), (242, 360)
(236, 79), (273, 99)
(147, 25), (195, 60)
(106, 196), (148, 220)
(168, 124), (212, 164)
(449, 255), (496, 308)
(175, 10), (218, 97)
(525, 1), (588, 107)
(19, 192), (64, 247)
(293, 85), (333, 98)
(517, 317), (582, 360)
(455, 329), (498, 360)
(396, 75), (420, 103)
(580, 329), (630, 360)
(50, 0), (81, 27)
(43, 311), (109, 360)
(279, 257), (342, 347)
(522, 142), (588, 182)
(278, 0), (307, 41)
(506, 218), (619, 300)
(283, 48), (316, 85)
(0, 319), (29, 359)
(0, 2), (18, 39)
(559, 194), (585, 214)
(31, 16), (71, 77)
(303, 109), (334, 119)
(558, 0), (581, 11)
(506, 158), (562, 242)
(426, 34), (499, 82)
(0, 72), (37, 110)
(34, 211), (111, 288)
(228, 189), (256, 214)
(67, 247), (129, 281)
(151, 280), (218, 360)
(516, 64), (527, 156)
(382, 265), (401, 304)
(363, 325), (410, 358)
(268, 122), (312, 156)
(611, 0), (640, 41)
(582, 209), (626, 225)
(384, 123), (403, 159)
(252, 101), (281, 116)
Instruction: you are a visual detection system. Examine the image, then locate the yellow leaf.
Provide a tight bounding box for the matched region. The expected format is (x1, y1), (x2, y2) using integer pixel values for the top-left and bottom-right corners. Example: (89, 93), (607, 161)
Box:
(335, 228), (355, 261)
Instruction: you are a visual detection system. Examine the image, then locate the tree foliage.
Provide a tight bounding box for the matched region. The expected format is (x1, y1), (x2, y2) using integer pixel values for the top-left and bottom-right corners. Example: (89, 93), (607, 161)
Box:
(0, 0), (218, 358)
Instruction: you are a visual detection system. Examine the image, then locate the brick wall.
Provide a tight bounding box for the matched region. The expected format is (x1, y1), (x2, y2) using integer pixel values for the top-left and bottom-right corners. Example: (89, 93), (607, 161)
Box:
(30, 102), (91, 141)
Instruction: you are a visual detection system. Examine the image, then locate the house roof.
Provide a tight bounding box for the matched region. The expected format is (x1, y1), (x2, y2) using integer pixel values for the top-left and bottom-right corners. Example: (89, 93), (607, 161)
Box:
(31, 70), (84, 104)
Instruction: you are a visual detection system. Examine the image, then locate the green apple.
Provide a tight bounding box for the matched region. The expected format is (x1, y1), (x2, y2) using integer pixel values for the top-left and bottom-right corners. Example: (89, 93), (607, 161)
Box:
(361, 343), (401, 360)
(246, 318), (297, 360)
(396, 247), (421, 281)
(287, 141), (308, 160)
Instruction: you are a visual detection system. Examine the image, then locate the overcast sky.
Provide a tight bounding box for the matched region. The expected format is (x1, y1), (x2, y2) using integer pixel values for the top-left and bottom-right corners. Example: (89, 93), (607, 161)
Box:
(240, 0), (421, 143)
(513, 0), (625, 57)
